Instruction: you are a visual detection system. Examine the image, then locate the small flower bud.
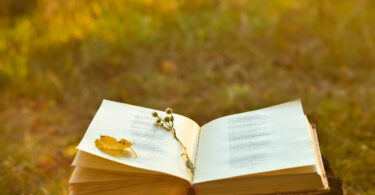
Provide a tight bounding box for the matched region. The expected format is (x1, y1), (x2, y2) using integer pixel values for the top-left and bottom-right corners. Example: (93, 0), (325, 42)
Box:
(164, 116), (170, 122)
(186, 159), (194, 169)
(156, 118), (162, 124)
(165, 108), (172, 114)
(152, 112), (158, 117)
(170, 115), (174, 121)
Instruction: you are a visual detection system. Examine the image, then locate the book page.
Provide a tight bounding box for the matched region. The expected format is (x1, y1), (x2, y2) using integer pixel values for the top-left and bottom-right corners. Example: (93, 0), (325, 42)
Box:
(77, 100), (200, 182)
(193, 100), (317, 183)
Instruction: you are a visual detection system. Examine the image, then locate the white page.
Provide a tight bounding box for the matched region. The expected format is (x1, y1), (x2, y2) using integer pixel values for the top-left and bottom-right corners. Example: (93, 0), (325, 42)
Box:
(77, 100), (200, 182)
(193, 100), (317, 183)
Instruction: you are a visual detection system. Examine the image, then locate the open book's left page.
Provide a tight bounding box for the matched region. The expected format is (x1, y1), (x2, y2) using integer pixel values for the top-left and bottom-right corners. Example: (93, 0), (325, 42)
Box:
(77, 100), (200, 182)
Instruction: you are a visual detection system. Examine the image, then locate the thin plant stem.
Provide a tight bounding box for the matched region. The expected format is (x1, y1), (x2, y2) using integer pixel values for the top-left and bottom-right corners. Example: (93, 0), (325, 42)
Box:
(153, 110), (195, 175)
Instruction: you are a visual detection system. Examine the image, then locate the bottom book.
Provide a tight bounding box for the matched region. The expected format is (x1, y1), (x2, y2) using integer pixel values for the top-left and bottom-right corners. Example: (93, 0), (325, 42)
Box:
(69, 100), (330, 194)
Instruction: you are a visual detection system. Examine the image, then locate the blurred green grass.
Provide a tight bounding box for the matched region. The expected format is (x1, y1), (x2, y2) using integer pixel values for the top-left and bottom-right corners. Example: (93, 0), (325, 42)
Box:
(0, 0), (374, 194)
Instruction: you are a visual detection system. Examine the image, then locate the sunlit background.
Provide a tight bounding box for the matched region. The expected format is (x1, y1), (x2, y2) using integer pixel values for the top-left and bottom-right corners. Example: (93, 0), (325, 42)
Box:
(0, 0), (374, 194)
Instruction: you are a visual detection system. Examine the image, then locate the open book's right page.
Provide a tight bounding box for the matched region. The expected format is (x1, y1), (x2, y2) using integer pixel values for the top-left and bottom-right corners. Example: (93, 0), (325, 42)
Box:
(193, 100), (317, 183)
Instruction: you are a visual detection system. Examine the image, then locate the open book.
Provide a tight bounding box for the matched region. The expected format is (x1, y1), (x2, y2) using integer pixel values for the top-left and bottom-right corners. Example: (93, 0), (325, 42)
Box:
(69, 100), (329, 195)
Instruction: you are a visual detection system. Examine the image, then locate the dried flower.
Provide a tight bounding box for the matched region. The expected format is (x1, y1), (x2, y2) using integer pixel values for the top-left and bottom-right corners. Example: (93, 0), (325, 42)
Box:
(151, 108), (195, 175)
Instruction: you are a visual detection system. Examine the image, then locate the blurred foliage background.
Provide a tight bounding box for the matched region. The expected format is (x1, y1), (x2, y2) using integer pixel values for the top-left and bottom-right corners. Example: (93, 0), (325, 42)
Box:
(0, 0), (374, 194)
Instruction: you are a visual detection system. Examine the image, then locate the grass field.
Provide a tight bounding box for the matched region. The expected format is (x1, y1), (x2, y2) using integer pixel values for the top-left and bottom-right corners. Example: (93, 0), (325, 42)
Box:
(0, 0), (374, 194)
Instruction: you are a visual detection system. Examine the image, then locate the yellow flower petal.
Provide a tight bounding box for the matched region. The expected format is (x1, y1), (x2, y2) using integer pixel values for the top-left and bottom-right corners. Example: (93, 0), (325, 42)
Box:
(95, 135), (137, 157)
